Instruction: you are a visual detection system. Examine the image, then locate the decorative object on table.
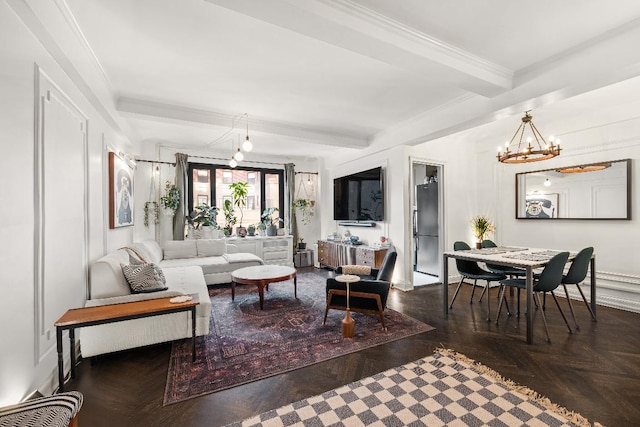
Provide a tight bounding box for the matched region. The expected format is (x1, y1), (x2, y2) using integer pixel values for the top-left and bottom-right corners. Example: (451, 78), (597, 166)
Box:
(292, 197), (315, 225)
(164, 271), (433, 404)
(335, 274), (360, 338)
(108, 151), (134, 228)
(497, 110), (561, 164)
(160, 180), (180, 215)
(297, 238), (306, 250)
(224, 349), (599, 427)
(191, 203), (220, 239)
(324, 249), (397, 330)
(247, 224), (256, 236)
(222, 199), (236, 237)
(470, 214), (495, 249)
(229, 181), (249, 237)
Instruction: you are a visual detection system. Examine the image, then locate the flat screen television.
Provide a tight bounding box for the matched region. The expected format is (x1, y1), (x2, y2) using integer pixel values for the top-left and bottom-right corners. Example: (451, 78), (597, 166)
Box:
(333, 167), (384, 221)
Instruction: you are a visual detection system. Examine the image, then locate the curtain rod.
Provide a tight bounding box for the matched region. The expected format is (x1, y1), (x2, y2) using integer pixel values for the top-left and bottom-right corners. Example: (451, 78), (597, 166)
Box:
(295, 171), (318, 175)
(136, 159), (176, 166)
(188, 155), (284, 166)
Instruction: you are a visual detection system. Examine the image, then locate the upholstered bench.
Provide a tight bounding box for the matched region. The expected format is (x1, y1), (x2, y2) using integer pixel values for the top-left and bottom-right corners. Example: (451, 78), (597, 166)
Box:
(0, 391), (82, 427)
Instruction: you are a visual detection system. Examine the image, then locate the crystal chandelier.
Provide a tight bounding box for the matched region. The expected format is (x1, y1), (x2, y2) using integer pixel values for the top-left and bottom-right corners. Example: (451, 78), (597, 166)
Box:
(497, 111), (561, 164)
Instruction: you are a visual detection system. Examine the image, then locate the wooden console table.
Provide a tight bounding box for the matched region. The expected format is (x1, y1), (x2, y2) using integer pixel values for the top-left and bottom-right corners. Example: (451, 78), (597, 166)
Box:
(317, 240), (387, 270)
(54, 294), (199, 392)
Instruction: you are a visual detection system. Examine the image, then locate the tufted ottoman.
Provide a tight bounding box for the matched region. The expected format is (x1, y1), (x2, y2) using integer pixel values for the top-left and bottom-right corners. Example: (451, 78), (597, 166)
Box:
(0, 391), (82, 427)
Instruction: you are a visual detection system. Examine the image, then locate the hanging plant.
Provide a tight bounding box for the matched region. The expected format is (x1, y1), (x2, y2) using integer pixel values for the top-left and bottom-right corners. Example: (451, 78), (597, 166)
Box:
(143, 201), (159, 227)
(160, 181), (180, 211)
(292, 198), (315, 225)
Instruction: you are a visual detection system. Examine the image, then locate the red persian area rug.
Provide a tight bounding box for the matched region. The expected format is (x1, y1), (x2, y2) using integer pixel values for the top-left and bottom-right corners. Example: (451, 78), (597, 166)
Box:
(164, 271), (434, 405)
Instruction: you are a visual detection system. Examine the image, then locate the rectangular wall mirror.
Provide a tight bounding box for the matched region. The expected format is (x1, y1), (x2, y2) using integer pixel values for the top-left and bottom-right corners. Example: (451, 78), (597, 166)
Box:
(516, 159), (631, 220)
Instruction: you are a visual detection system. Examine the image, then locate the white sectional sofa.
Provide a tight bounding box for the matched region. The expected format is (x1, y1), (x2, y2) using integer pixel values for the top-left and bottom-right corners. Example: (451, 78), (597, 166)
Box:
(81, 239), (263, 358)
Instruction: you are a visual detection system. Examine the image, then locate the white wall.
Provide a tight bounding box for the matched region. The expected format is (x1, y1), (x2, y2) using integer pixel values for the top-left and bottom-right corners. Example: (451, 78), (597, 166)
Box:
(0, 2), (132, 405)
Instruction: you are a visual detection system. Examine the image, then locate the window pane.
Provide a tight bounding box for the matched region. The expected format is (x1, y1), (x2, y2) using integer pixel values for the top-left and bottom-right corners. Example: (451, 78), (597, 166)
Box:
(192, 168), (211, 209)
(265, 173), (280, 226)
(215, 169), (262, 227)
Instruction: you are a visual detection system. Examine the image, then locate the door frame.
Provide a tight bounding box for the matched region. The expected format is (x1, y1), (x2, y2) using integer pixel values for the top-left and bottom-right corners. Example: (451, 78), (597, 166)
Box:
(410, 159), (445, 286)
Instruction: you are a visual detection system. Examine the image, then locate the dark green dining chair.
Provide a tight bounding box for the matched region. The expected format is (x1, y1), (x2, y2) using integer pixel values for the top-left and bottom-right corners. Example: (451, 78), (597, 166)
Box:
(495, 251), (571, 343)
(481, 239), (525, 316)
(561, 247), (595, 329)
(450, 241), (506, 321)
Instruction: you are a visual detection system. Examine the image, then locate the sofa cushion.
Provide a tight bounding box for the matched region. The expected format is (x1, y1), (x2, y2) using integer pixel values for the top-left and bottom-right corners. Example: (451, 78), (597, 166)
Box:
(197, 239), (226, 257)
(159, 256), (228, 269)
(121, 263), (168, 293)
(141, 239), (164, 264)
(163, 240), (198, 260)
(224, 252), (263, 264)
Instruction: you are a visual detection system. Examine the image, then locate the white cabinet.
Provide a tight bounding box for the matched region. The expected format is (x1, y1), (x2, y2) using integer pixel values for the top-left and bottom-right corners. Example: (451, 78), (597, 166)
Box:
(226, 236), (293, 267)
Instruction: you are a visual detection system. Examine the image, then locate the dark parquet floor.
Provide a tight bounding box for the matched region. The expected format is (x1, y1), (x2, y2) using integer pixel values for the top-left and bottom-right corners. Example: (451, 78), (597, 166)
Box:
(68, 267), (640, 426)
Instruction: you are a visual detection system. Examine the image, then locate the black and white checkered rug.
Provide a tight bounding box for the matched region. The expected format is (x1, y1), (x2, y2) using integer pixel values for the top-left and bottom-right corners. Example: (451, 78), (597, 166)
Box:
(225, 349), (599, 427)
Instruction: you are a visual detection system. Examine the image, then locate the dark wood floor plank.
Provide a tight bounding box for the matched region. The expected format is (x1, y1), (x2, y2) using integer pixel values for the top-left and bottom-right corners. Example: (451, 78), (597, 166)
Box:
(68, 268), (640, 426)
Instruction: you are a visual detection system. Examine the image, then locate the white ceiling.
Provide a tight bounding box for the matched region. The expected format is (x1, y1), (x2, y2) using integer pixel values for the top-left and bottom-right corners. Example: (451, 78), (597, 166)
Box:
(62, 0), (640, 159)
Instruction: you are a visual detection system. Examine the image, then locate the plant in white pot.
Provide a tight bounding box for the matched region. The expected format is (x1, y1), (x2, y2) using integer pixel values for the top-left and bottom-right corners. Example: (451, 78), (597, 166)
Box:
(261, 207), (283, 236)
(222, 199), (237, 237)
(192, 203), (219, 239)
(229, 181), (249, 237)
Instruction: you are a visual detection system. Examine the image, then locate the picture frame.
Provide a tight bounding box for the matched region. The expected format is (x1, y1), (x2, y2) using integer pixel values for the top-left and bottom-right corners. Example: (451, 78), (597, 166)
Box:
(525, 193), (558, 219)
(109, 151), (135, 228)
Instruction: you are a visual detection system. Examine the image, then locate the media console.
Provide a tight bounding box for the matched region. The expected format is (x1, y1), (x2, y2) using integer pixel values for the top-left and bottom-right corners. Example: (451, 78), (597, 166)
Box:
(317, 240), (387, 270)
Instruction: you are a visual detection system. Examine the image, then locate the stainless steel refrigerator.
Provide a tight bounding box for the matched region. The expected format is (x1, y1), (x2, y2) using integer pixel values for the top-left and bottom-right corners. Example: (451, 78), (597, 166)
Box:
(414, 181), (439, 276)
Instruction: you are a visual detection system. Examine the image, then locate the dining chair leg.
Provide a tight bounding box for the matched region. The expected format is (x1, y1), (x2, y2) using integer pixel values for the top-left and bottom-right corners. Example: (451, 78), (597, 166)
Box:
(551, 291), (573, 334)
(533, 292), (552, 343)
(575, 283), (597, 321)
(479, 283), (488, 302)
(485, 282), (491, 322)
(449, 277), (465, 309)
(469, 279), (478, 303)
(562, 284), (579, 330)
(516, 288), (521, 318)
(495, 285), (507, 324)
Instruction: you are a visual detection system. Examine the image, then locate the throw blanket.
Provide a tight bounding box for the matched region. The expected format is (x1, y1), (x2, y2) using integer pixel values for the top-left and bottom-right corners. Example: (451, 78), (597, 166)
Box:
(341, 264), (372, 276)
(121, 246), (150, 263)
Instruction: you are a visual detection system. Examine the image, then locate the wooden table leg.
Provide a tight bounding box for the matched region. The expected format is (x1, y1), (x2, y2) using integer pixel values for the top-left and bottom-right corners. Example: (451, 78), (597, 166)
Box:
(294, 275), (297, 298)
(231, 280), (236, 301)
(443, 254), (449, 315)
(56, 327), (64, 392)
(526, 266), (534, 344)
(258, 281), (266, 310)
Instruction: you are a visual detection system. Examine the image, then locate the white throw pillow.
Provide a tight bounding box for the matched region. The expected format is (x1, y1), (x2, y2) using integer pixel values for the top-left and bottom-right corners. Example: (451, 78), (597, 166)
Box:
(163, 240), (198, 259)
(197, 239), (226, 257)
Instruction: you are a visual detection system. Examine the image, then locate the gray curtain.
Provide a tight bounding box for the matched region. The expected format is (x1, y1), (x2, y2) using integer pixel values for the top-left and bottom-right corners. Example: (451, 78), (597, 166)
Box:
(284, 163), (298, 250)
(173, 153), (188, 240)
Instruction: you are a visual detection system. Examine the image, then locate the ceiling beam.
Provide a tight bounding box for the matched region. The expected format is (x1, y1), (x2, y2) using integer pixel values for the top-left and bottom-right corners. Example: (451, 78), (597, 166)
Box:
(205, 0), (513, 98)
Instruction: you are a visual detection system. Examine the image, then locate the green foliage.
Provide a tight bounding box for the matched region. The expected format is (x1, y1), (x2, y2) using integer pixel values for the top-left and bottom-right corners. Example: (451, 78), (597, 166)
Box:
(229, 182), (249, 226)
(160, 181), (180, 211)
(292, 198), (314, 225)
(223, 199), (237, 229)
(470, 215), (495, 241)
(143, 201), (159, 227)
(192, 203), (219, 228)
(261, 207), (282, 228)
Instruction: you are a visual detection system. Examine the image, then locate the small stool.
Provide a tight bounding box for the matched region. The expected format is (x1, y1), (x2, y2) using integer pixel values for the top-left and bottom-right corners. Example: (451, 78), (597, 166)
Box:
(0, 391), (83, 427)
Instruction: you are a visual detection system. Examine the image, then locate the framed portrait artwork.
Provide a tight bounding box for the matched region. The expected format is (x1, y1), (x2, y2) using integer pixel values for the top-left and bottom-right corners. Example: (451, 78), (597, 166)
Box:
(525, 193), (558, 219)
(109, 152), (135, 228)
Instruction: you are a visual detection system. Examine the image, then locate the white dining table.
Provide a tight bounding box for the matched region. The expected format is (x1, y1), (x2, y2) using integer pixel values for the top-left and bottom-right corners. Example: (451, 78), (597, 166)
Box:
(442, 246), (596, 344)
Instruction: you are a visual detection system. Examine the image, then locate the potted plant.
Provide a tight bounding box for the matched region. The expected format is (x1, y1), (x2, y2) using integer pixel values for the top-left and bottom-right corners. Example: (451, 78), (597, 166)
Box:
(292, 198), (314, 225)
(190, 203), (219, 239)
(298, 238), (306, 250)
(159, 180), (180, 215)
(247, 224), (256, 236)
(229, 182), (249, 237)
(222, 199), (237, 237)
(261, 207), (283, 236)
(470, 215), (495, 248)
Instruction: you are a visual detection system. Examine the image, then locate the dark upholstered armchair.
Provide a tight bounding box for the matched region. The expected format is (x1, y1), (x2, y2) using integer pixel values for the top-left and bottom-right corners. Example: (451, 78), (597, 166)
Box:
(323, 249), (397, 330)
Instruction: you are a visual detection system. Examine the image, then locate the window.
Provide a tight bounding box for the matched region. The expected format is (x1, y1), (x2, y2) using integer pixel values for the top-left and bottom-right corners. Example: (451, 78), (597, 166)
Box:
(187, 163), (284, 228)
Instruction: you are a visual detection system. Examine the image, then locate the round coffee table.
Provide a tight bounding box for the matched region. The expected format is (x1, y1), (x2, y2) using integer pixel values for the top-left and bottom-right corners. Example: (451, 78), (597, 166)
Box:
(231, 265), (297, 310)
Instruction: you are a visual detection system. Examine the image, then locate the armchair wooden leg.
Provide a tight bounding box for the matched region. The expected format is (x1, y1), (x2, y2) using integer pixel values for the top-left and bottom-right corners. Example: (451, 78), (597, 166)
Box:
(323, 292), (334, 325)
(70, 413), (80, 427)
(373, 294), (386, 331)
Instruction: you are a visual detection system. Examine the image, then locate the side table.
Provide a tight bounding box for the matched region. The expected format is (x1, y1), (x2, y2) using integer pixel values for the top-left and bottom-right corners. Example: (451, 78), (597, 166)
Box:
(335, 274), (360, 338)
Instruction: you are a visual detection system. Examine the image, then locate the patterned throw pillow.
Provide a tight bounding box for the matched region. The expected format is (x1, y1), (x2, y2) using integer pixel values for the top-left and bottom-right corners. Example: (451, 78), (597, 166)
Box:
(121, 263), (168, 293)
